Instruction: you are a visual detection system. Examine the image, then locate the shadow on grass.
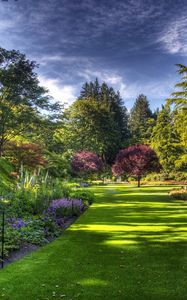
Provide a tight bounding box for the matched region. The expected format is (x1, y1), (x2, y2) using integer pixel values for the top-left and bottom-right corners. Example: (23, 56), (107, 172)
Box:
(0, 184), (187, 300)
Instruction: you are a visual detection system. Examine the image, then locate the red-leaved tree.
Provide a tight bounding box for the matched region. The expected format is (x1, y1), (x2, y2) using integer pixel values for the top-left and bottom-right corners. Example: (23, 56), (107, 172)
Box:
(7, 142), (47, 171)
(71, 151), (103, 176)
(112, 145), (160, 187)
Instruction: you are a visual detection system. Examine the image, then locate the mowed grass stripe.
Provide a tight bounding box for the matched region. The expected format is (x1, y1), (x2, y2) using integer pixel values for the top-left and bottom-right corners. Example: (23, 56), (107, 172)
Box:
(0, 184), (187, 300)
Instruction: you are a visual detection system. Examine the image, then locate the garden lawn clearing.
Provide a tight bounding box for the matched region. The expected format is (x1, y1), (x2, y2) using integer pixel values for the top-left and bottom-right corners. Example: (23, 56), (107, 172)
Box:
(0, 184), (187, 300)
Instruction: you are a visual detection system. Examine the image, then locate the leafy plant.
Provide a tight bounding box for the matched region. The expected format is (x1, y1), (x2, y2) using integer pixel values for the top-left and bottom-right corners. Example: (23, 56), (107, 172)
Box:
(169, 188), (187, 200)
(69, 189), (94, 205)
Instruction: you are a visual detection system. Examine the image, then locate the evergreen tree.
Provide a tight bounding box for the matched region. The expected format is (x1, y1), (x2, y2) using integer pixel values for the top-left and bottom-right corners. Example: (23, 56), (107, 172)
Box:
(167, 64), (187, 171)
(78, 79), (129, 146)
(151, 106), (182, 174)
(56, 99), (122, 164)
(129, 94), (155, 144)
(168, 64), (187, 109)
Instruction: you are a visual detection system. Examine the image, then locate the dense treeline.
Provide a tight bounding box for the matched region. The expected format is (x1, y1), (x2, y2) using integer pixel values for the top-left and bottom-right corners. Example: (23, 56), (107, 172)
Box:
(0, 47), (186, 187)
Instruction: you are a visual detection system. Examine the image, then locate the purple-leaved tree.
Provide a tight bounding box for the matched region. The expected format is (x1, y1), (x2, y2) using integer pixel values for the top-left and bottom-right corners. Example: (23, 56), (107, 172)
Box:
(112, 145), (161, 187)
(71, 151), (103, 177)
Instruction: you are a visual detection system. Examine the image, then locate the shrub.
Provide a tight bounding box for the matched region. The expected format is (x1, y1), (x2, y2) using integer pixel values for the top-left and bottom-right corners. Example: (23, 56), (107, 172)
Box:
(2, 226), (22, 257)
(169, 188), (187, 200)
(6, 180), (73, 215)
(1, 215), (61, 257)
(144, 172), (187, 183)
(69, 189), (94, 205)
(49, 198), (85, 217)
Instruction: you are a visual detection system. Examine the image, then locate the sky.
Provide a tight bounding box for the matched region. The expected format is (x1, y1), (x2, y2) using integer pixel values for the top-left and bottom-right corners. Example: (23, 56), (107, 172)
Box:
(0, 0), (187, 110)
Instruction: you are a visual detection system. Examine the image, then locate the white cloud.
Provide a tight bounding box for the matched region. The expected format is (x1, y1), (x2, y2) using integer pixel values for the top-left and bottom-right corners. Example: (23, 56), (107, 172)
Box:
(78, 68), (123, 85)
(159, 16), (187, 55)
(39, 75), (77, 105)
(119, 78), (177, 111)
(77, 66), (176, 109)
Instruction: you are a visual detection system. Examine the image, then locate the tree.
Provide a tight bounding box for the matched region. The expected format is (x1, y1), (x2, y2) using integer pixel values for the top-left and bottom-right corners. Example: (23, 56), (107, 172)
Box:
(57, 98), (123, 164)
(78, 79), (129, 145)
(166, 64), (187, 171)
(6, 142), (47, 171)
(0, 47), (59, 156)
(151, 106), (182, 174)
(71, 150), (103, 176)
(168, 64), (187, 109)
(129, 94), (155, 144)
(112, 144), (160, 187)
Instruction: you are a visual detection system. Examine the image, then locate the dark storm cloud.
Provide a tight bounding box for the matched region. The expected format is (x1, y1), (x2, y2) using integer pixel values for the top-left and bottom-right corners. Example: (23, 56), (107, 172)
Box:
(0, 0), (187, 108)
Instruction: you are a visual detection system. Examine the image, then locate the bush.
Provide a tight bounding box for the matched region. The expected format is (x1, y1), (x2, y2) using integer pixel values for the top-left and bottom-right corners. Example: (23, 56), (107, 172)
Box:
(169, 172), (187, 182)
(48, 198), (86, 217)
(144, 173), (169, 182)
(144, 172), (187, 182)
(2, 226), (22, 257)
(69, 189), (94, 205)
(169, 188), (187, 200)
(2, 215), (61, 257)
(5, 180), (73, 215)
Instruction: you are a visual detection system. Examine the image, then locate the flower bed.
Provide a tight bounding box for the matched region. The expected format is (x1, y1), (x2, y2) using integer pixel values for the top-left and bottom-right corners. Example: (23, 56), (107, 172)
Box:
(1, 198), (88, 262)
(169, 188), (187, 200)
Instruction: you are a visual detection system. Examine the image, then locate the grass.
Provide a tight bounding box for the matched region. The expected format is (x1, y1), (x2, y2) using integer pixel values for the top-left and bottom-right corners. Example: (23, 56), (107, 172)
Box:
(0, 184), (187, 299)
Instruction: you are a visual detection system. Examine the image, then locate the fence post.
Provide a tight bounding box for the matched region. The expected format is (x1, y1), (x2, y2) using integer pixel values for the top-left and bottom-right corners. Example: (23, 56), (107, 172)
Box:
(1, 211), (5, 269)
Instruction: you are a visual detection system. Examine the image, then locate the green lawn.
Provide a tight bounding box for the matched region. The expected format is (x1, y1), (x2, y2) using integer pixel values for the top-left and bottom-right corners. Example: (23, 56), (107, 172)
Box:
(0, 184), (187, 300)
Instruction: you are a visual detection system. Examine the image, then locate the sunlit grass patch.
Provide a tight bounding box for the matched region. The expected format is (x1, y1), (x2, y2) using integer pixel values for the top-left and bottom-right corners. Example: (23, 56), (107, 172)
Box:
(0, 184), (187, 300)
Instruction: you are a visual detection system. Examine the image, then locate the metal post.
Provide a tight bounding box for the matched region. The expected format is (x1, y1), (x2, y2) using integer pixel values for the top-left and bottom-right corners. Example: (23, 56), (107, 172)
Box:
(1, 211), (5, 269)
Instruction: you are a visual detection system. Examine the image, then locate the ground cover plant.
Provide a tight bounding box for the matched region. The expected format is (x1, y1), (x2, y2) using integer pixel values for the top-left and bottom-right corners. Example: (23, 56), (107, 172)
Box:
(0, 184), (187, 300)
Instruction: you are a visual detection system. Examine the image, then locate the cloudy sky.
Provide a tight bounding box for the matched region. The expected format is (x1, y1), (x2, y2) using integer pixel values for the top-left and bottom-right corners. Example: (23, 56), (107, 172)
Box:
(1, 0), (187, 109)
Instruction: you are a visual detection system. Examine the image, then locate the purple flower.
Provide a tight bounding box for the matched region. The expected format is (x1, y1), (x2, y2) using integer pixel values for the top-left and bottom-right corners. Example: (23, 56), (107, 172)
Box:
(46, 198), (85, 220)
(50, 198), (84, 211)
(10, 218), (28, 229)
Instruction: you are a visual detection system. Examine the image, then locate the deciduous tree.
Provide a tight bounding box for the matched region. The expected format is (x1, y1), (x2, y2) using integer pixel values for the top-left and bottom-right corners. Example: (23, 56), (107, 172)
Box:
(112, 144), (160, 187)
(71, 150), (103, 176)
(0, 47), (59, 156)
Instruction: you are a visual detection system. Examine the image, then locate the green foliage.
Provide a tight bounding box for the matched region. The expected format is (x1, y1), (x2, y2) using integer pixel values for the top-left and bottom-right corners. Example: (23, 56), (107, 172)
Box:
(144, 172), (187, 182)
(151, 106), (182, 174)
(69, 188), (95, 205)
(57, 98), (123, 164)
(169, 188), (187, 200)
(129, 94), (155, 144)
(1, 216), (58, 257)
(79, 79), (129, 144)
(5, 177), (72, 215)
(144, 172), (169, 182)
(166, 64), (187, 171)
(0, 158), (14, 193)
(46, 151), (72, 178)
(168, 64), (187, 108)
(0, 47), (60, 156)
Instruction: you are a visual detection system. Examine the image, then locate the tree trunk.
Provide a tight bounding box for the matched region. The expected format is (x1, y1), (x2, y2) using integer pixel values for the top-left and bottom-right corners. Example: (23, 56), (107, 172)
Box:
(137, 176), (141, 187)
(0, 138), (4, 157)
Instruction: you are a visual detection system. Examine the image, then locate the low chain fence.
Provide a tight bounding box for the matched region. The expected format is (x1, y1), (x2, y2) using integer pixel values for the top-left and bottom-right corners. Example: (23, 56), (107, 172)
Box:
(0, 210), (5, 268)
